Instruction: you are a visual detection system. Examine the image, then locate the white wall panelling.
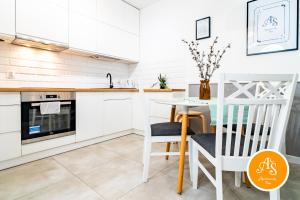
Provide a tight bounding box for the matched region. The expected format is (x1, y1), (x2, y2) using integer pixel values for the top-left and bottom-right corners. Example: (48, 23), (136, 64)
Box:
(0, 43), (130, 88)
(130, 0), (300, 88)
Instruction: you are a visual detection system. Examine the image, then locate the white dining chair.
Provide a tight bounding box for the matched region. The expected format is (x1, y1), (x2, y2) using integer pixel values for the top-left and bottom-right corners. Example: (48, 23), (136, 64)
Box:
(142, 92), (195, 182)
(191, 73), (298, 200)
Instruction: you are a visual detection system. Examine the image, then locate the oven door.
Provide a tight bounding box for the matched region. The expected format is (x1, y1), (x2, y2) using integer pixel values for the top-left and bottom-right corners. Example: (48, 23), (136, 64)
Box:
(21, 100), (76, 143)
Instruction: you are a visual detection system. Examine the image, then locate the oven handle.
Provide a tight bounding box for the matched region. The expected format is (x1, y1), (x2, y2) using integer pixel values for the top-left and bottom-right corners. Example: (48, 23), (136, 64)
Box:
(31, 101), (72, 107)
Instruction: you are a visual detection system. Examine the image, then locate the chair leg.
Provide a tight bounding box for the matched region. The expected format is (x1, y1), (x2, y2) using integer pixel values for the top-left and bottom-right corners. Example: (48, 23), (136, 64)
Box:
(235, 172), (242, 187)
(244, 172), (251, 188)
(211, 126), (216, 134)
(199, 115), (208, 133)
(165, 142), (171, 160)
(176, 115), (182, 122)
(270, 189), (280, 200)
(142, 138), (151, 183)
(192, 141), (199, 189)
(188, 138), (193, 181)
(215, 166), (223, 200)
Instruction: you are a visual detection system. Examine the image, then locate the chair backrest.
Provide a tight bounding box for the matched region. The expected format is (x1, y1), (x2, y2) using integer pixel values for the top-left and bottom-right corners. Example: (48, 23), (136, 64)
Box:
(215, 74), (298, 160)
(142, 91), (185, 138)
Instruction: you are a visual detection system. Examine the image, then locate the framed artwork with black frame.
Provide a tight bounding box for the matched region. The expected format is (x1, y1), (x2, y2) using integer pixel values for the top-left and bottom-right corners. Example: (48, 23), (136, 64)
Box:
(247, 0), (299, 56)
(196, 17), (211, 40)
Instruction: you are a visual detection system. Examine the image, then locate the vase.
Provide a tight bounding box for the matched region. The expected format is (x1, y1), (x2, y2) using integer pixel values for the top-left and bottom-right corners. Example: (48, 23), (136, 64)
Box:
(199, 80), (210, 100)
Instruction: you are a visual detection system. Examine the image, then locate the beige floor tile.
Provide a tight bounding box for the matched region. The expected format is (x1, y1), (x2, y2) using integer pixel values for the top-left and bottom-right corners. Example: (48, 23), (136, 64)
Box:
(0, 158), (72, 200)
(76, 156), (144, 200)
(53, 144), (120, 175)
(17, 176), (104, 200)
(98, 134), (144, 155)
(118, 172), (187, 200)
(0, 134), (299, 200)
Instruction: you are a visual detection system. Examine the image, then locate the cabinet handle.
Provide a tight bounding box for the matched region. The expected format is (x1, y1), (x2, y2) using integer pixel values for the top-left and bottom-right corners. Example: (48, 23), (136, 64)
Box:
(31, 101), (72, 107)
(103, 98), (132, 101)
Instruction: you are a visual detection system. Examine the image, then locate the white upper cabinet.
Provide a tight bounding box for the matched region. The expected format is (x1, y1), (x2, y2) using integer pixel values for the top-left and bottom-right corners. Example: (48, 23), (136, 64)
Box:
(98, 0), (139, 35)
(69, 0), (98, 53)
(70, 0), (97, 18)
(97, 0), (140, 61)
(16, 0), (69, 44)
(0, 0), (15, 38)
(97, 22), (139, 61)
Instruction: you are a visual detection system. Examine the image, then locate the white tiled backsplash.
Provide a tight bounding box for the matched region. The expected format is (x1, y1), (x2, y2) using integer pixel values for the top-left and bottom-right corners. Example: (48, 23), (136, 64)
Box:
(0, 42), (130, 88)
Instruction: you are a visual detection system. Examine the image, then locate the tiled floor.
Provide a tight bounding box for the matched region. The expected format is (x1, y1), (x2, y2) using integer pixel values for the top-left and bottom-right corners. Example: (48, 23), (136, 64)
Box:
(0, 134), (299, 200)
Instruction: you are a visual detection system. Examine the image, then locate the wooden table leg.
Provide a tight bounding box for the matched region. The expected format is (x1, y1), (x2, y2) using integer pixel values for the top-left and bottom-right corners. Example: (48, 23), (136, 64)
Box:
(166, 105), (176, 160)
(244, 172), (251, 188)
(177, 108), (188, 194)
(211, 125), (216, 134)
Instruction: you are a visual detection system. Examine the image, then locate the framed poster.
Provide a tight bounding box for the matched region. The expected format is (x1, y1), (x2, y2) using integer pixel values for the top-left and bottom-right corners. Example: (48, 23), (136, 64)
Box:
(196, 17), (211, 40)
(247, 0), (299, 56)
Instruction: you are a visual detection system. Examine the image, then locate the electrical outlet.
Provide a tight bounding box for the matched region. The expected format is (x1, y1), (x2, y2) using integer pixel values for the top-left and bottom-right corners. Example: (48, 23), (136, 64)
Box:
(6, 72), (15, 80)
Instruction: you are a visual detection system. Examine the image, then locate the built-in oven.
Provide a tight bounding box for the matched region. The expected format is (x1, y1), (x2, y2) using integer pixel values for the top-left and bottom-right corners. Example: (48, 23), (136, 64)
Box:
(21, 92), (76, 144)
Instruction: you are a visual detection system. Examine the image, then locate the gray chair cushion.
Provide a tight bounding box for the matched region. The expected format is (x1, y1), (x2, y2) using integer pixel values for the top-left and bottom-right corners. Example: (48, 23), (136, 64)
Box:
(191, 134), (253, 157)
(151, 122), (195, 137)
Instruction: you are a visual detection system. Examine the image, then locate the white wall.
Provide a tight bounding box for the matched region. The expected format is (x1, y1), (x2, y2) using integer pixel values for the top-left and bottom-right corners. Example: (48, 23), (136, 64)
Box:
(130, 0), (300, 88)
(0, 43), (130, 88)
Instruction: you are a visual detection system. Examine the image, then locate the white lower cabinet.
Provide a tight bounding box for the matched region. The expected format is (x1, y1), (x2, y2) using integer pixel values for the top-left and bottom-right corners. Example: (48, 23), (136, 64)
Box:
(0, 92), (21, 162)
(102, 93), (133, 135)
(0, 132), (21, 161)
(76, 92), (104, 142)
(76, 92), (134, 140)
(0, 105), (21, 134)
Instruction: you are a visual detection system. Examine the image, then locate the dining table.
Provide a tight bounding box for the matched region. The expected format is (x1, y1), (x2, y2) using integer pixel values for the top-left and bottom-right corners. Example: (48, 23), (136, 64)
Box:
(155, 97), (216, 194)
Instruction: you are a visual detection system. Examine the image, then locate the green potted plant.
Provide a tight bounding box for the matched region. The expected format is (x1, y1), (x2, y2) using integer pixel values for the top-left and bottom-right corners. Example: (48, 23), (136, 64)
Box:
(158, 74), (167, 89)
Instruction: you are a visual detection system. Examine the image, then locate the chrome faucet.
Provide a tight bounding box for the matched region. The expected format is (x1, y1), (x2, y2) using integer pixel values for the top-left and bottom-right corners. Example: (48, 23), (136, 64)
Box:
(106, 73), (113, 88)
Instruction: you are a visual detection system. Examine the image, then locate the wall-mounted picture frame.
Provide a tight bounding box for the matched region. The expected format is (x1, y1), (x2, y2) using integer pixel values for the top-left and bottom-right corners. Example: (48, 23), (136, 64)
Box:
(247, 0), (299, 56)
(196, 17), (211, 40)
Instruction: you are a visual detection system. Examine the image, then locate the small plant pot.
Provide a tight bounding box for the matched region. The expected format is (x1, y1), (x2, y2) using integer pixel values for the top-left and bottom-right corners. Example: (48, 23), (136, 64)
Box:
(199, 80), (210, 100)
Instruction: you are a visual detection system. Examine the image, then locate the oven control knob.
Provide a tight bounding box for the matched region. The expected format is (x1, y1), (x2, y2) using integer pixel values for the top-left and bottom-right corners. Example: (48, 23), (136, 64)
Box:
(40, 95), (42, 99)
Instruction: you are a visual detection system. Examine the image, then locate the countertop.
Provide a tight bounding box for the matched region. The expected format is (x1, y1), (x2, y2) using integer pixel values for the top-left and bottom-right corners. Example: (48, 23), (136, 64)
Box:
(143, 88), (185, 92)
(0, 88), (139, 92)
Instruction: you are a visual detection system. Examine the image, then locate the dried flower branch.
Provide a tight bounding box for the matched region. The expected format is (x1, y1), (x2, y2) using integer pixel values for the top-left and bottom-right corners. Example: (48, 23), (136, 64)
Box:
(182, 37), (230, 80)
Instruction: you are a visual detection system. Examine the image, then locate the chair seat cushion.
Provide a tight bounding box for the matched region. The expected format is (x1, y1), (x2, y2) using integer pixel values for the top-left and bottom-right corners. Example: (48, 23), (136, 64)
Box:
(191, 134), (253, 157)
(151, 122), (195, 136)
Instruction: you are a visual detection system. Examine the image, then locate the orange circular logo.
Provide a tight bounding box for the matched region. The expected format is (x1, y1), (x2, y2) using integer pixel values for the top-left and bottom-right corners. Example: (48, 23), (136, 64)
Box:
(247, 150), (289, 191)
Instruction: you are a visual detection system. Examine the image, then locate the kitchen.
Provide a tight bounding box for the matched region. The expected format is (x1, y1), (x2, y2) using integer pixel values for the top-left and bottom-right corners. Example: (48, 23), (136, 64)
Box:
(0, 0), (300, 200)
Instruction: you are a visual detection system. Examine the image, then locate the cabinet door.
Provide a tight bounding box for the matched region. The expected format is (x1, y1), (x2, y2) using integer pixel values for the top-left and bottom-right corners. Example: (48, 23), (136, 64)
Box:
(0, 132), (21, 162)
(0, 105), (21, 134)
(103, 94), (133, 135)
(76, 93), (104, 142)
(97, 22), (139, 61)
(98, 0), (139, 35)
(69, 13), (98, 53)
(0, 0), (15, 36)
(16, 0), (69, 44)
(70, 0), (97, 18)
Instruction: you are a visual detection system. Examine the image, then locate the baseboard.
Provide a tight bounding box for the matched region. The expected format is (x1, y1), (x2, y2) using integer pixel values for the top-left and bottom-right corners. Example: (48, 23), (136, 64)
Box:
(132, 129), (144, 136)
(0, 130), (134, 171)
(286, 154), (300, 165)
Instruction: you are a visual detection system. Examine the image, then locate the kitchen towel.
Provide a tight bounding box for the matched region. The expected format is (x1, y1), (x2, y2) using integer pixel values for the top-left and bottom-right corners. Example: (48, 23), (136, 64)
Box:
(40, 102), (61, 115)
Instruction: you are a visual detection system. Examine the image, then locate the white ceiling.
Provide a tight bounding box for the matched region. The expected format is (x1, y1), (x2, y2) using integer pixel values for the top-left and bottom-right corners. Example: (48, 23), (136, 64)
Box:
(123, 0), (160, 9)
